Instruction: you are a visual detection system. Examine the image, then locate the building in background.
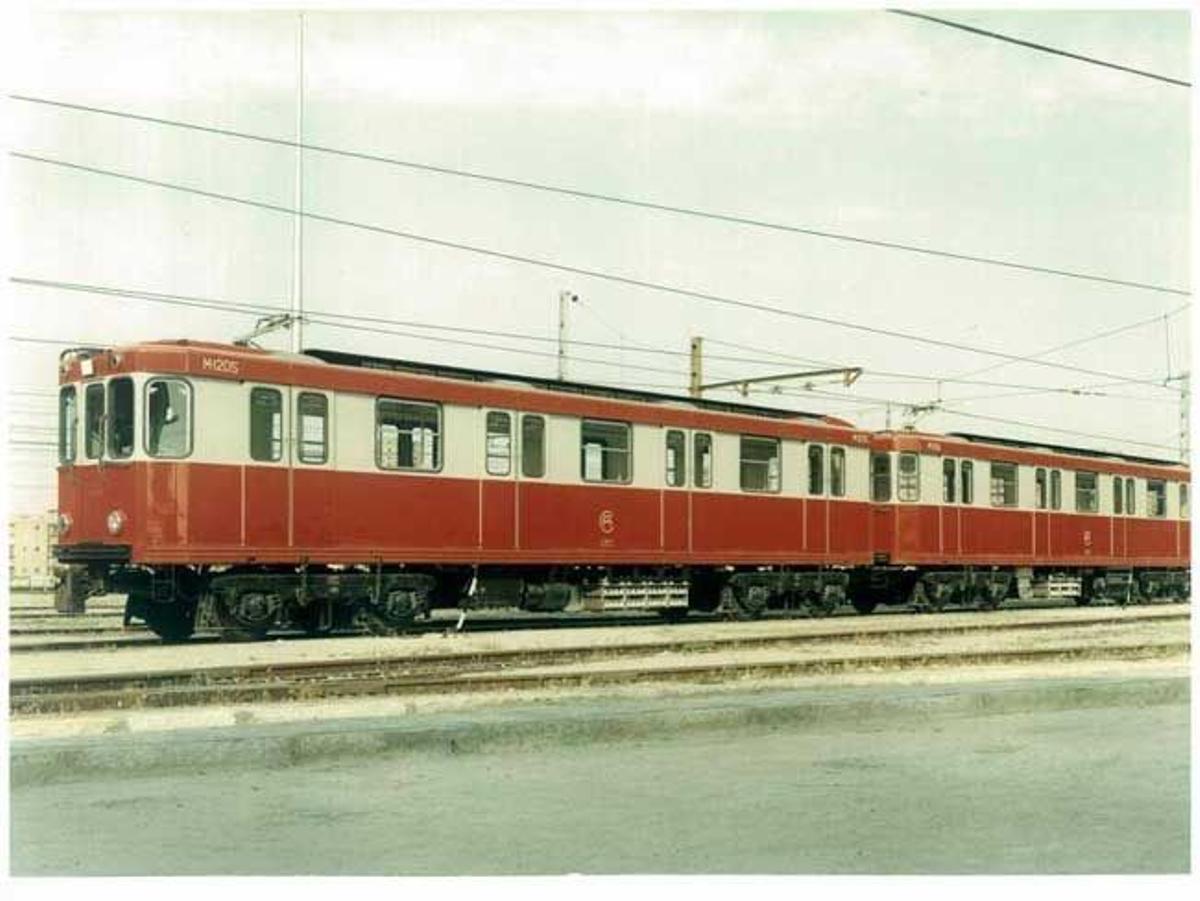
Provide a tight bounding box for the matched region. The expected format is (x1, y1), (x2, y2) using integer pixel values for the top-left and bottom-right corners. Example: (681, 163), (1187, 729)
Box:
(9, 512), (59, 591)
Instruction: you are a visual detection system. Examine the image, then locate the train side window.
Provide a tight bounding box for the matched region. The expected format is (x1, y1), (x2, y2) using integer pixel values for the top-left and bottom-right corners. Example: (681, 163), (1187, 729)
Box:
(1075, 471), (1098, 513)
(84, 383), (105, 459)
(521, 415), (545, 478)
(989, 462), (1018, 508)
(808, 444), (825, 495)
(485, 412), (512, 476)
(377, 398), (439, 471)
(830, 446), (846, 498)
(581, 419), (632, 483)
(943, 458), (956, 503)
(960, 460), (974, 505)
(249, 388), (283, 462)
(897, 453), (920, 502)
(1181, 483), (1189, 519)
(1113, 476), (1124, 515)
(1147, 479), (1167, 518)
(1126, 478), (1136, 515)
(741, 435), (781, 493)
(665, 429), (686, 488)
(107, 377), (135, 460)
(1035, 468), (1047, 510)
(297, 393), (330, 465)
(58, 386), (77, 463)
(145, 378), (192, 458)
(693, 432), (713, 488)
(871, 453), (891, 502)
(1050, 469), (1062, 510)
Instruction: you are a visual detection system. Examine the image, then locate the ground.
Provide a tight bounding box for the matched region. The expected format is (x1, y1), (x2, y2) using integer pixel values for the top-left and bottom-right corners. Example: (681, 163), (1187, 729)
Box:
(9, 671), (1189, 875)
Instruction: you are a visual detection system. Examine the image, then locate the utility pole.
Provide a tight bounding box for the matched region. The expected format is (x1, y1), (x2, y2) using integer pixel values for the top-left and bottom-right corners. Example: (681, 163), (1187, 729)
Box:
(290, 11), (306, 354)
(689, 337), (704, 398)
(557, 291), (578, 380)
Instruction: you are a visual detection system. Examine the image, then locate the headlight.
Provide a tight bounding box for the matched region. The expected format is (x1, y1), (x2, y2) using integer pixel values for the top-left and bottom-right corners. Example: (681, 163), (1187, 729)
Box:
(106, 510), (126, 536)
(57, 512), (72, 535)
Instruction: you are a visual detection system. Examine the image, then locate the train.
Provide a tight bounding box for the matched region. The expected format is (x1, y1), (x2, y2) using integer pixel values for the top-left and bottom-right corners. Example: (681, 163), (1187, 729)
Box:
(52, 340), (1191, 640)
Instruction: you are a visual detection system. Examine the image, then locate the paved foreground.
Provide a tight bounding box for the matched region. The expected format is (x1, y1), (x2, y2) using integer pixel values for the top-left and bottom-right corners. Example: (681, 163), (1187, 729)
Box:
(10, 672), (1189, 874)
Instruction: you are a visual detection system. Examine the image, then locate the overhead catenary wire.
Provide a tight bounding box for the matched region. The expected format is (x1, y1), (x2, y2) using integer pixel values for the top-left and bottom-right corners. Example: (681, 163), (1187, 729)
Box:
(10, 94), (1190, 297)
(11, 152), (1186, 391)
(889, 9), (1191, 88)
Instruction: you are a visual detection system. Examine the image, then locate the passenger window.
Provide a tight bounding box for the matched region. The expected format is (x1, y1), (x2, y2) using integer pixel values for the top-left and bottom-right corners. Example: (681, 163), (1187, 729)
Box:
(1147, 479), (1167, 518)
(693, 432), (713, 488)
(377, 398), (439, 470)
(830, 446), (846, 498)
(58, 386), (77, 463)
(1035, 468), (1047, 510)
(1050, 469), (1062, 510)
(961, 460), (974, 505)
(521, 415), (545, 478)
(581, 419), (632, 483)
(145, 378), (192, 458)
(990, 462), (1018, 508)
(1075, 471), (1098, 513)
(1113, 477), (1124, 515)
(740, 435), (781, 493)
(808, 444), (824, 495)
(1181, 483), (1189, 519)
(486, 412), (512, 476)
(298, 393), (329, 464)
(249, 388), (283, 462)
(871, 453), (891, 502)
(943, 458), (956, 503)
(1126, 478), (1136, 515)
(85, 383), (105, 459)
(665, 429), (686, 488)
(897, 453), (920, 502)
(106, 377), (134, 460)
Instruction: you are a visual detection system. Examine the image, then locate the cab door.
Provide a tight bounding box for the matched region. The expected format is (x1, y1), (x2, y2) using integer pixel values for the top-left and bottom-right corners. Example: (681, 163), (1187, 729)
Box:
(870, 451), (896, 562)
(480, 409), (516, 551)
(290, 388), (334, 551)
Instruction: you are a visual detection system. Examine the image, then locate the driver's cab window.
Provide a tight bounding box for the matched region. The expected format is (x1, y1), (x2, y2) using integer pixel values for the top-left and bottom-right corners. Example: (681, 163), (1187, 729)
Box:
(145, 378), (192, 458)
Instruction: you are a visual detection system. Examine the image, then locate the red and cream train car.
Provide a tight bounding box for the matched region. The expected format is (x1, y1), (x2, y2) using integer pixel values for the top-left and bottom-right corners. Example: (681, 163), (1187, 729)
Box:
(52, 340), (1189, 639)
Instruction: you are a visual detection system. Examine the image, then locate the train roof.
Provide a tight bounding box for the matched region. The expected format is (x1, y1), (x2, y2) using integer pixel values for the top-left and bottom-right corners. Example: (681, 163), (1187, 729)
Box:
(945, 431), (1186, 470)
(303, 347), (856, 428)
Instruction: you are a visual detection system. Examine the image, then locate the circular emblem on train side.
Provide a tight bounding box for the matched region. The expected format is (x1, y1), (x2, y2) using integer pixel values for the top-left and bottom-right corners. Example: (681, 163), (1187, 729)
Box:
(598, 509), (616, 535)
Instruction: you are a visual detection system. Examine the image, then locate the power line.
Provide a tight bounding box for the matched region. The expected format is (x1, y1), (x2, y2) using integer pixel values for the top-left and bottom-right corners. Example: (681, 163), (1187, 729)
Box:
(889, 9), (1191, 88)
(11, 93), (1190, 297)
(12, 153), (1186, 390)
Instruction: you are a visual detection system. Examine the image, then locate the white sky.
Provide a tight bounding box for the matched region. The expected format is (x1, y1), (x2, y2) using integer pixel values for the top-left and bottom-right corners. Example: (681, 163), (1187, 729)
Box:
(3, 4), (1193, 515)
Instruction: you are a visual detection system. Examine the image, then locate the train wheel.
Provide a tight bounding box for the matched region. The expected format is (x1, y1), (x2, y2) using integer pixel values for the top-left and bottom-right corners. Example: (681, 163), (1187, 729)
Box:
(908, 580), (941, 613)
(807, 585), (840, 618)
(850, 595), (878, 615)
(357, 586), (423, 635)
(215, 591), (278, 641)
(722, 583), (766, 621)
(143, 601), (197, 642)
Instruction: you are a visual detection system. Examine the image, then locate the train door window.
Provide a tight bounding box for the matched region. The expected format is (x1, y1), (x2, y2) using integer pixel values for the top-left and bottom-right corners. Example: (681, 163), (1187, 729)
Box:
(1050, 470), (1062, 510)
(693, 432), (713, 488)
(249, 388), (283, 462)
(485, 412), (512, 476)
(665, 429), (686, 487)
(989, 462), (1018, 507)
(106, 377), (134, 460)
(297, 393), (329, 465)
(960, 460), (974, 505)
(1147, 479), (1167, 518)
(377, 398), (440, 471)
(741, 435), (781, 493)
(830, 446), (846, 498)
(1126, 478), (1136, 515)
(58, 386), (77, 463)
(1113, 477), (1124, 515)
(1075, 471), (1098, 513)
(581, 419), (632, 483)
(808, 444), (824, 495)
(1035, 468), (1047, 510)
(942, 458), (956, 503)
(521, 415), (545, 478)
(897, 453), (920, 502)
(1181, 483), (1189, 519)
(145, 378), (192, 458)
(871, 453), (891, 502)
(84, 383), (105, 459)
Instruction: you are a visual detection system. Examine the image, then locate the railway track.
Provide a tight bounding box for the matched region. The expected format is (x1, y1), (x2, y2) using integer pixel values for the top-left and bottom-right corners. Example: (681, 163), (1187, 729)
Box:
(11, 608), (1188, 717)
